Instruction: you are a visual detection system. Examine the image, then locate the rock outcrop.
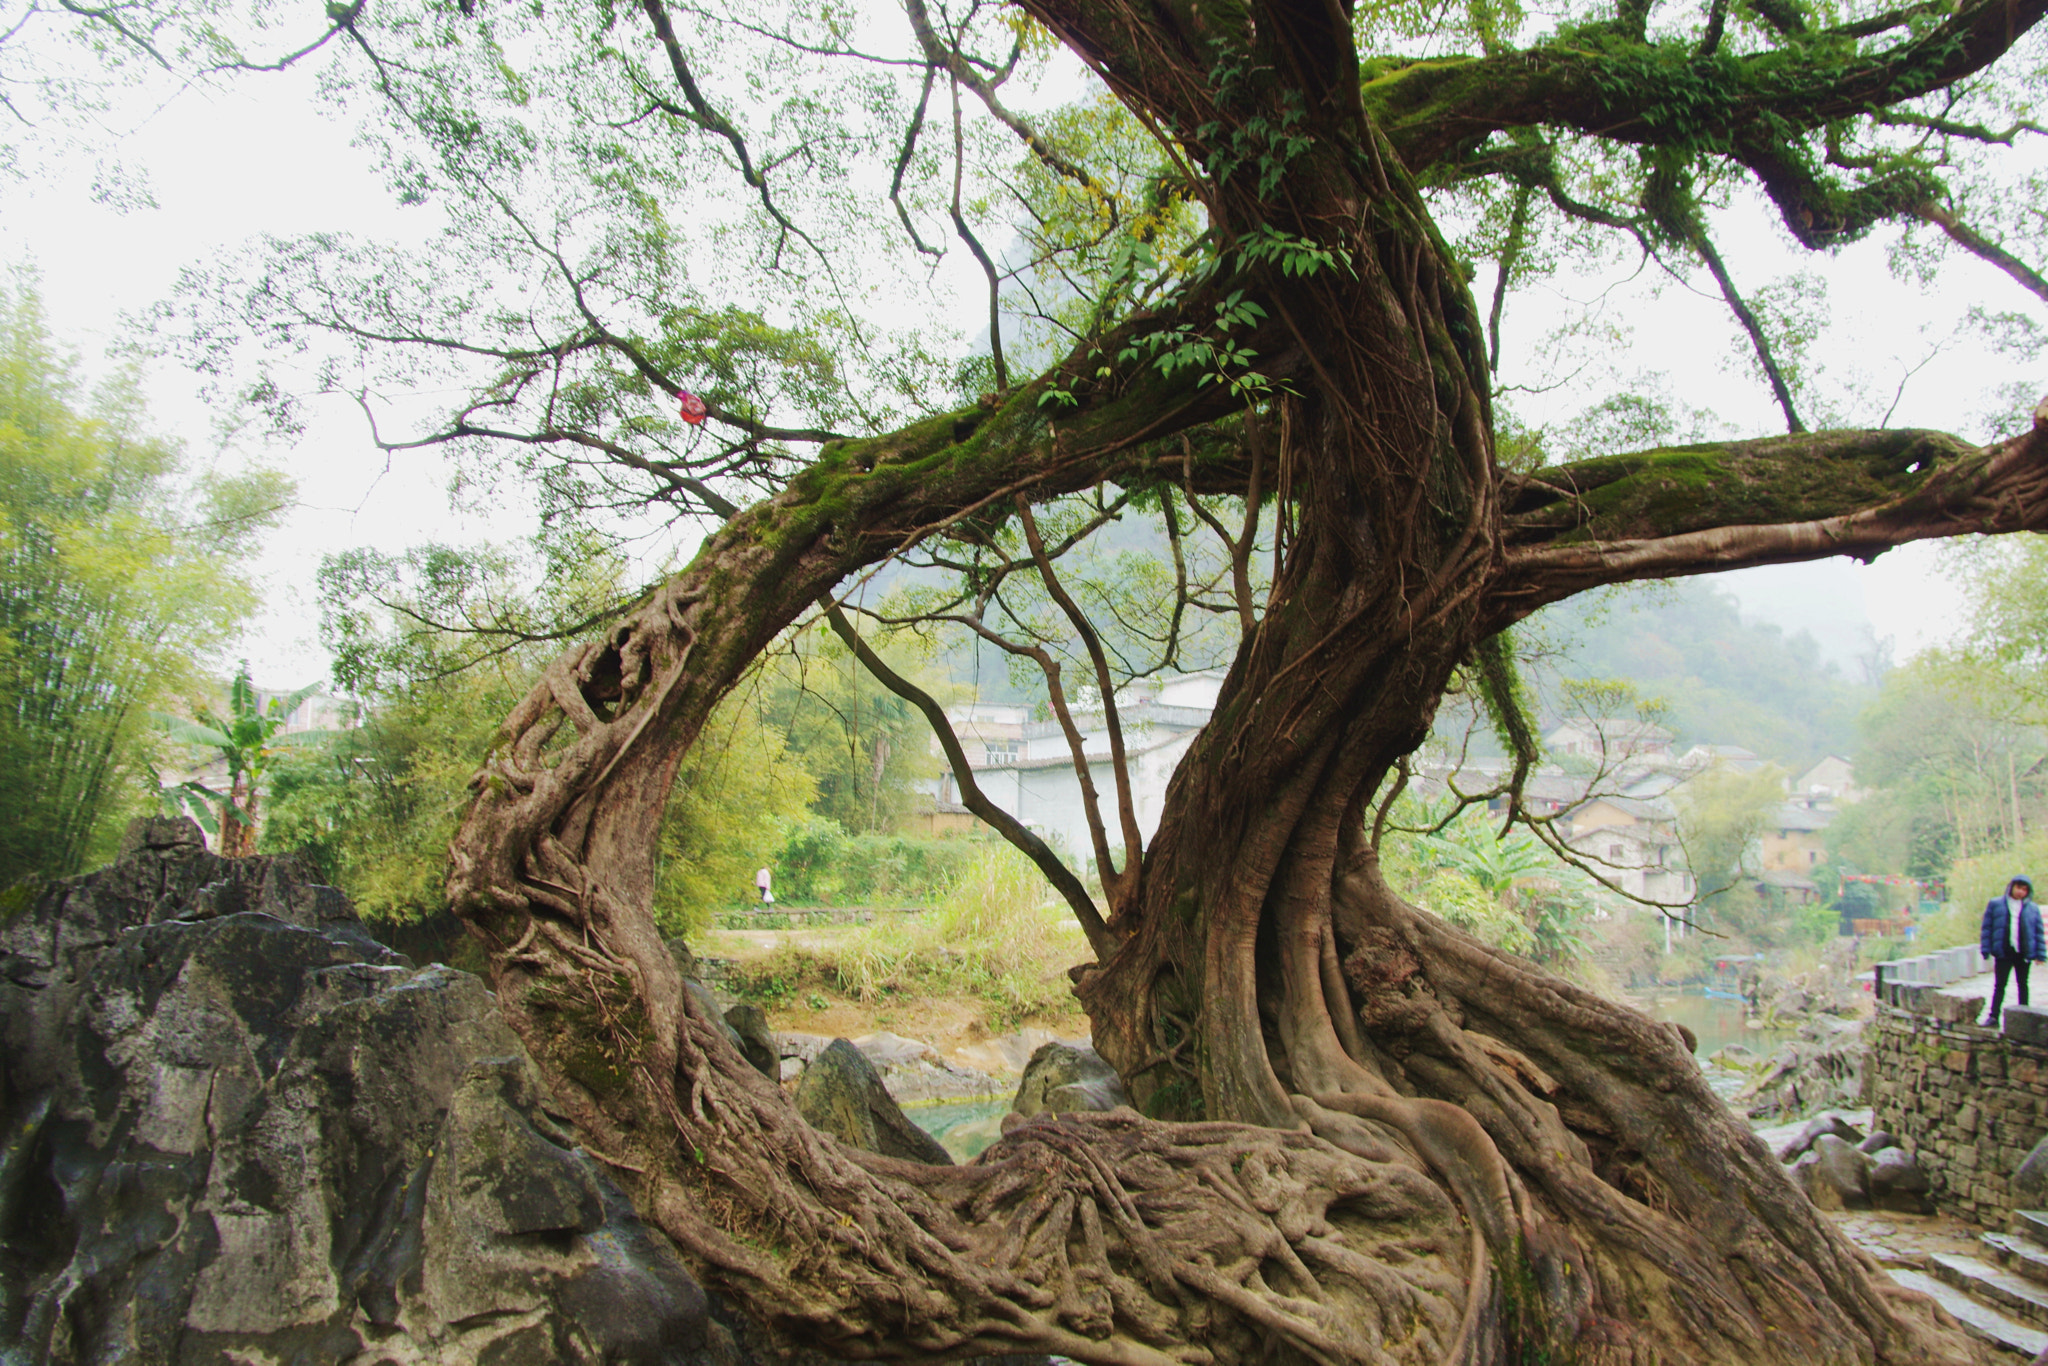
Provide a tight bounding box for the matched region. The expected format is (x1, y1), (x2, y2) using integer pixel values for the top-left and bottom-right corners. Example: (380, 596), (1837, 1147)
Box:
(0, 818), (713, 1365)
(793, 1039), (955, 1165)
(1010, 1041), (1128, 1117)
(1736, 1014), (1868, 1122)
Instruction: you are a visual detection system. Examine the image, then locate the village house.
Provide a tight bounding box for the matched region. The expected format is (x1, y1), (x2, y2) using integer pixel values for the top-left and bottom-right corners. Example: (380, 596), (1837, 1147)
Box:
(1542, 717), (1675, 762)
(919, 671), (1226, 864)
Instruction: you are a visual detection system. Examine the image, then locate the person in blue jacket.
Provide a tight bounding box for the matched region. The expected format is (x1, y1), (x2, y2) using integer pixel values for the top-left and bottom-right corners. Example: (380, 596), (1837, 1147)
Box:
(1981, 876), (2046, 1026)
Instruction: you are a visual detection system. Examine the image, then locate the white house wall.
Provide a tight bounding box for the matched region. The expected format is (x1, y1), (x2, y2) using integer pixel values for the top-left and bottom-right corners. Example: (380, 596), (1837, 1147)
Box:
(983, 730), (1203, 871)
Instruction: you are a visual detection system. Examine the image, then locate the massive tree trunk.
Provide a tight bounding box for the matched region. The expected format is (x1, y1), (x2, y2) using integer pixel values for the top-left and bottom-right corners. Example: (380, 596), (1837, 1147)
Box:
(441, 0), (2048, 1358)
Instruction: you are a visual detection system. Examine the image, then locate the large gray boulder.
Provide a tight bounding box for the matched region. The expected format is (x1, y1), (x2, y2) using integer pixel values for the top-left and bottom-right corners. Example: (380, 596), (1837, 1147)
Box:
(0, 820), (711, 1365)
(1011, 1041), (1128, 1118)
(725, 1003), (780, 1080)
(794, 1039), (954, 1165)
(1788, 1135), (1872, 1211)
(850, 1031), (1001, 1105)
(1869, 1146), (1933, 1214)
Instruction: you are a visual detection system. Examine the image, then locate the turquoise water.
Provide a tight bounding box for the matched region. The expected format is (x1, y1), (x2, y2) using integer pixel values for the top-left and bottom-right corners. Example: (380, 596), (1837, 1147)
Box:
(910, 1098), (1011, 1161)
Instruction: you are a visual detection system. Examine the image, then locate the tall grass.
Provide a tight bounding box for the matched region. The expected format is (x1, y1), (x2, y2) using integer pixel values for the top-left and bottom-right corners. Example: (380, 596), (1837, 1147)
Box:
(724, 842), (1085, 1030)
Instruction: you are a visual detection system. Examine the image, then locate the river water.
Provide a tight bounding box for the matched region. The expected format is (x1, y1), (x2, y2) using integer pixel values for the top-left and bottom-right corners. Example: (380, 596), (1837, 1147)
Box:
(910, 1098), (1011, 1161)
(911, 990), (1781, 1157)
(1642, 987), (1757, 1056)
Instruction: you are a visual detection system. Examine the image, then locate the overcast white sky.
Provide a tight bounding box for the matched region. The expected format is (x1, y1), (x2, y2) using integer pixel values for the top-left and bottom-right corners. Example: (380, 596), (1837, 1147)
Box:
(2, 40), (2035, 688)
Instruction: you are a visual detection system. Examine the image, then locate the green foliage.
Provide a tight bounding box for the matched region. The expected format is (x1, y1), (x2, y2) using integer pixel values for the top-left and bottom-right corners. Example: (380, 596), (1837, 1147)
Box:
(1674, 763), (1785, 906)
(654, 700), (815, 936)
(0, 278), (288, 883)
(259, 656), (523, 920)
(1822, 538), (2048, 887)
(1824, 787), (1948, 881)
(763, 822), (980, 908)
(1942, 536), (2048, 721)
(750, 624), (943, 836)
(260, 539), (626, 918)
(291, 538), (948, 925)
(1949, 836), (2048, 923)
(1411, 809), (1557, 893)
(155, 662), (330, 854)
(724, 842), (1082, 1031)
(1912, 897), (1983, 952)
(1385, 802), (1589, 962)
(1416, 867), (1537, 954)
(1116, 291), (1271, 398)
(1847, 654), (2044, 878)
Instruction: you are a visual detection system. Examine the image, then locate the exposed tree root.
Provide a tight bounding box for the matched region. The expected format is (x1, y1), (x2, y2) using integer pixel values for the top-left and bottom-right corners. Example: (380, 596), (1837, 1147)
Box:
(448, 571), (1989, 1366)
(641, 989), (1486, 1366)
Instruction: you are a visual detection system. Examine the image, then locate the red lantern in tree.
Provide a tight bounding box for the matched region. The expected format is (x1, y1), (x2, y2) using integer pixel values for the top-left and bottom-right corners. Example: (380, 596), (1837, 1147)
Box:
(678, 390), (707, 425)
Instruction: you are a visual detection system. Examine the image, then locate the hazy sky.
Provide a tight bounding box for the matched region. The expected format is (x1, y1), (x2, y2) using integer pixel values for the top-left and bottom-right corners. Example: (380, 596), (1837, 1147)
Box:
(2, 40), (2031, 687)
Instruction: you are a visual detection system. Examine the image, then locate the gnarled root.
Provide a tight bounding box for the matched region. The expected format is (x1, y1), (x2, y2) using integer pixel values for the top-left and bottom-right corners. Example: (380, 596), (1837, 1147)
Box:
(1320, 851), (1984, 1366)
(632, 1003), (1492, 1366)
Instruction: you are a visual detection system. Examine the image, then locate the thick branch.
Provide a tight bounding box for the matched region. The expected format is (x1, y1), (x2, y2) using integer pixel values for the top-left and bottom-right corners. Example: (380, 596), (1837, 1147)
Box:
(1366, 0), (2048, 179)
(1488, 400), (2048, 622)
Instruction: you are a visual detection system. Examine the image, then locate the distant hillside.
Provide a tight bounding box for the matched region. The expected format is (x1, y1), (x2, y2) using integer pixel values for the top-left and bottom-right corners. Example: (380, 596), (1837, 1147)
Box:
(1524, 578), (1875, 769)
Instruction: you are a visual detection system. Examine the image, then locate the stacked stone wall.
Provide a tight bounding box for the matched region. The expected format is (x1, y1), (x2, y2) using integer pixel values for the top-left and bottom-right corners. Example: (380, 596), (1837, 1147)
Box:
(1868, 1004), (2048, 1225)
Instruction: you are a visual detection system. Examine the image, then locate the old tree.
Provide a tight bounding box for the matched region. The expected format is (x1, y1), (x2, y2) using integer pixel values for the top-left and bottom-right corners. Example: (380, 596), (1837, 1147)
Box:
(104, 0), (2048, 1352)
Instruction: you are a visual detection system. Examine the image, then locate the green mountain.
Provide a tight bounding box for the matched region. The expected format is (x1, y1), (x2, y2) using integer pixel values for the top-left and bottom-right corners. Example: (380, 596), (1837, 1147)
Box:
(1524, 579), (1874, 768)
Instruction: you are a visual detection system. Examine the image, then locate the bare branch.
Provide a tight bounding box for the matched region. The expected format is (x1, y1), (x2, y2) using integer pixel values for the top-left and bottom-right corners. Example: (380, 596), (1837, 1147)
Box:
(950, 80), (1007, 390)
(634, 0), (822, 264)
(818, 602), (1115, 955)
(889, 66), (945, 258)
(1016, 496), (1145, 902)
(1691, 228), (1804, 434)
(1915, 200), (2048, 304)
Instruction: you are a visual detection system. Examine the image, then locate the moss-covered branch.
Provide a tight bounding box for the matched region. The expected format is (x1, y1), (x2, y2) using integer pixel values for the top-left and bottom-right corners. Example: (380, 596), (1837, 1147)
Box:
(1487, 402), (2048, 623)
(1365, 0), (2047, 197)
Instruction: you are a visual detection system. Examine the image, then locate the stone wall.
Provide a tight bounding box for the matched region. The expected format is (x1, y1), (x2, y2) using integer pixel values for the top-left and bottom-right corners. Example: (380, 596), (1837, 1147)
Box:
(1868, 1002), (2048, 1225)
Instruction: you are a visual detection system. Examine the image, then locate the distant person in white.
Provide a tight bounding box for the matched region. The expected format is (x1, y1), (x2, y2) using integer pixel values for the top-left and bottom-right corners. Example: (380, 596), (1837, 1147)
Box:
(1980, 876), (2043, 1026)
(755, 865), (773, 905)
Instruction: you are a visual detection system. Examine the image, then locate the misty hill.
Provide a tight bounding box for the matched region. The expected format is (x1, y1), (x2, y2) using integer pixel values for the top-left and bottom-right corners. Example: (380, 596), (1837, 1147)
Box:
(1525, 576), (1876, 768)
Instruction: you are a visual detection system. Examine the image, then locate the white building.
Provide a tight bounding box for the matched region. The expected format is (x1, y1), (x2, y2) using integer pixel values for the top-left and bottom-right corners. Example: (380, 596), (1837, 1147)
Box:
(1543, 718), (1675, 762)
(929, 671), (1225, 867)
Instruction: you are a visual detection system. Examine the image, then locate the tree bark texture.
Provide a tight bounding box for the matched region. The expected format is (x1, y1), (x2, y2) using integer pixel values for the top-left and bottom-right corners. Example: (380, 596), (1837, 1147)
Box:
(444, 0), (2048, 1357)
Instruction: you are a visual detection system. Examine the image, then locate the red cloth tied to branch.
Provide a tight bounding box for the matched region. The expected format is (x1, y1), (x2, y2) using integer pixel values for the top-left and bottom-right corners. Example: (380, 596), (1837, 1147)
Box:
(678, 391), (707, 425)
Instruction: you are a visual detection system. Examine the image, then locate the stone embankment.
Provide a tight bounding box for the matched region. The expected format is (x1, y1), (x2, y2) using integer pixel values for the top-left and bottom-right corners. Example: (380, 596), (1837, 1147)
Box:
(1868, 956), (2048, 1227)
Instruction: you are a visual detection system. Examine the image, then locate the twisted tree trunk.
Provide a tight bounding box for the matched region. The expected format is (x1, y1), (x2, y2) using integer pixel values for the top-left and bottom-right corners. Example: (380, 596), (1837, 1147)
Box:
(442, 0), (2048, 1356)
(442, 397), (2048, 1366)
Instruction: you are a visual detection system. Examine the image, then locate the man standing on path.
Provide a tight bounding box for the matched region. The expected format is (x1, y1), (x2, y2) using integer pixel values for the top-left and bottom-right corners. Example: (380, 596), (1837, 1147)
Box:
(756, 865), (773, 905)
(1981, 876), (2045, 1026)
